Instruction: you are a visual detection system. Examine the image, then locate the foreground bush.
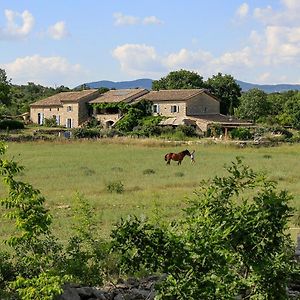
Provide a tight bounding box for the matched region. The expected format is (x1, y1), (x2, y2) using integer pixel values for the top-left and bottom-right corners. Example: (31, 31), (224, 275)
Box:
(0, 143), (110, 299)
(112, 158), (297, 299)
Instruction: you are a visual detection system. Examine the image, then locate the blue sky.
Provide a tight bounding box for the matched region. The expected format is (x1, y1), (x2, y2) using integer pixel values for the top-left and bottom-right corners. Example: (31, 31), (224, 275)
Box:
(1, 0), (300, 88)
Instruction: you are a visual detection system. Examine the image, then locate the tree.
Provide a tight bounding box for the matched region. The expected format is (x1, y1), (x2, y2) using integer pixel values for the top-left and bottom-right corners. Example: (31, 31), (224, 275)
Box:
(205, 72), (241, 115)
(0, 69), (11, 106)
(98, 87), (110, 94)
(281, 92), (300, 129)
(152, 69), (205, 90)
(236, 88), (270, 122)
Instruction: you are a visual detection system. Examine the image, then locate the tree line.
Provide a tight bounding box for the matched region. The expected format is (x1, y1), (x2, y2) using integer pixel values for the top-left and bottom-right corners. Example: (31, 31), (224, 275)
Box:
(1, 68), (300, 129)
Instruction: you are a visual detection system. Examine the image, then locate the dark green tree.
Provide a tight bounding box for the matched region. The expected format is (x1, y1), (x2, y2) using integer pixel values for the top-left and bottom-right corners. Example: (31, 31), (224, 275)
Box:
(281, 93), (300, 129)
(0, 69), (11, 106)
(236, 88), (270, 122)
(152, 69), (205, 90)
(98, 87), (110, 94)
(205, 72), (241, 115)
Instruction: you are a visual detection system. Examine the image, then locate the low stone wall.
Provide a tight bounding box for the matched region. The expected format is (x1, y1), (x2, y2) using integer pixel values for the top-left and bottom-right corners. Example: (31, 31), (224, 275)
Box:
(56, 275), (162, 300)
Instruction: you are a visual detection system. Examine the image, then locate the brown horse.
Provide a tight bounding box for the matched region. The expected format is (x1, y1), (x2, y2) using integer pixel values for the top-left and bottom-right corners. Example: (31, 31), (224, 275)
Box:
(164, 149), (191, 165)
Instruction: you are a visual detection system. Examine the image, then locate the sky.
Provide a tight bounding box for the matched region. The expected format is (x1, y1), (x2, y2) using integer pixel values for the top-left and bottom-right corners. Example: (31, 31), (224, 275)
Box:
(1, 0), (300, 88)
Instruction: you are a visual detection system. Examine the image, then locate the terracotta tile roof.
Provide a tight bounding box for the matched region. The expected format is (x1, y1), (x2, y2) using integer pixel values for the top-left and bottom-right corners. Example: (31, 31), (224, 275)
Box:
(89, 89), (149, 104)
(140, 89), (217, 101)
(30, 90), (99, 107)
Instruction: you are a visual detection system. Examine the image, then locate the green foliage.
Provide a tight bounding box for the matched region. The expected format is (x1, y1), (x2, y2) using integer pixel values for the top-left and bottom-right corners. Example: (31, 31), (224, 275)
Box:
(72, 127), (101, 138)
(62, 194), (108, 286)
(236, 89), (271, 122)
(143, 168), (156, 175)
(0, 251), (15, 291)
(112, 158), (296, 299)
(176, 125), (197, 137)
(230, 127), (253, 140)
(11, 272), (69, 300)
(106, 180), (124, 194)
(152, 69), (205, 90)
(209, 123), (223, 137)
(0, 119), (24, 130)
(0, 143), (113, 298)
(9, 82), (69, 116)
(0, 69), (11, 106)
(205, 72), (241, 115)
(115, 101), (152, 133)
(44, 116), (58, 128)
(98, 87), (110, 94)
(282, 93), (300, 129)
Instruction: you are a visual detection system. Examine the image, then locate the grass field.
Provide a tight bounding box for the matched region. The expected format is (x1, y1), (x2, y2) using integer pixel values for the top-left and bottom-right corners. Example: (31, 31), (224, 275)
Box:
(1, 138), (300, 243)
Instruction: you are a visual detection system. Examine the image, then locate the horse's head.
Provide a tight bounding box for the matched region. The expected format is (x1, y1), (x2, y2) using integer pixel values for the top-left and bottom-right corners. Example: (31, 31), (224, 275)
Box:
(183, 149), (191, 156)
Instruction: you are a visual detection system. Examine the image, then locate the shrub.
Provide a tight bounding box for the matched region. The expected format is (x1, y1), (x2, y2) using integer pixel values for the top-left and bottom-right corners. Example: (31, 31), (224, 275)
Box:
(106, 180), (124, 194)
(0, 119), (24, 130)
(112, 158), (296, 299)
(44, 117), (58, 127)
(72, 127), (100, 138)
(143, 169), (156, 175)
(176, 125), (197, 137)
(230, 127), (253, 140)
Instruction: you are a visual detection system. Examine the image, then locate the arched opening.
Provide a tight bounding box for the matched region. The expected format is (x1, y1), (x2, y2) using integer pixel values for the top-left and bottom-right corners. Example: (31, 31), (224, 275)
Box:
(106, 120), (114, 128)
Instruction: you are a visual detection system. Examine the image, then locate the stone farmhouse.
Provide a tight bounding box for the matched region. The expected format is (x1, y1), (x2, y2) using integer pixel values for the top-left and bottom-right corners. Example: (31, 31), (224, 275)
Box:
(30, 89), (99, 128)
(139, 89), (252, 135)
(30, 88), (251, 134)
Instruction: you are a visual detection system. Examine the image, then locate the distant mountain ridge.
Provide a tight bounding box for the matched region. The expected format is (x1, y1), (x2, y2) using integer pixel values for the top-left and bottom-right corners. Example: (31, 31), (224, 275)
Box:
(83, 79), (300, 93)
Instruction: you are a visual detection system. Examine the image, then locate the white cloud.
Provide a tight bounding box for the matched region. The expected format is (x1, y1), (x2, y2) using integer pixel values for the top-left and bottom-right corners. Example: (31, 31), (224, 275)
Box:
(0, 9), (34, 39)
(236, 3), (249, 18)
(112, 44), (164, 77)
(113, 12), (139, 26)
(112, 43), (256, 79)
(164, 48), (213, 70)
(48, 21), (69, 40)
(143, 16), (163, 25)
(2, 55), (88, 87)
(113, 12), (163, 26)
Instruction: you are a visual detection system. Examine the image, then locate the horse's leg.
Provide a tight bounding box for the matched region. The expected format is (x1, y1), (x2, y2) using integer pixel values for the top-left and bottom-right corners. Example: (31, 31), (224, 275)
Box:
(167, 159), (171, 165)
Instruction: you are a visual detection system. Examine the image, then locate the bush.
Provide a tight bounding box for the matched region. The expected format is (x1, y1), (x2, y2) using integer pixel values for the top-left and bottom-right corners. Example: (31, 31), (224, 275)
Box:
(112, 158), (296, 299)
(106, 181), (124, 194)
(176, 125), (197, 137)
(143, 169), (156, 175)
(72, 128), (100, 138)
(0, 119), (24, 130)
(230, 127), (253, 140)
(0, 251), (15, 291)
(44, 117), (58, 127)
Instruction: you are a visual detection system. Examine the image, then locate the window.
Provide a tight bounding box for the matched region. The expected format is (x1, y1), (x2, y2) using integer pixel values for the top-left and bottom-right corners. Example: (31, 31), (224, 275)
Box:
(49, 108), (52, 111)
(67, 105), (72, 112)
(37, 113), (44, 125)
(57, 108), (60, 111)
(66, 118), (72, 128)
(153, 104), (159, 113)
(171, 105), (179, 113)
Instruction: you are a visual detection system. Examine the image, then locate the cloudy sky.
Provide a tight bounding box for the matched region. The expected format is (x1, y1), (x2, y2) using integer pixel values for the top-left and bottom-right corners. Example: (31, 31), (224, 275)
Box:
(1, 0), (300, 88)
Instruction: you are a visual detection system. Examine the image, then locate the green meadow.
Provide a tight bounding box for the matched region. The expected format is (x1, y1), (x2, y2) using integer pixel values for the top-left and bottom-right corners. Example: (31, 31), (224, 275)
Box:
(1, 138), (300, 243)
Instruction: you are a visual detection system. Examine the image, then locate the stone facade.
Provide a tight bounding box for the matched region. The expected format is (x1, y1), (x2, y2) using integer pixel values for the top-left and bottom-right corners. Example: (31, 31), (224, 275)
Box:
(30, 90), (99, 128)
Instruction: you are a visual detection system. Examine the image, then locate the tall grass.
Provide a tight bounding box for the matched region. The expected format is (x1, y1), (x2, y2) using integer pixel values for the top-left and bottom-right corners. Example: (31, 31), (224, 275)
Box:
(1, 139), (300, 242)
